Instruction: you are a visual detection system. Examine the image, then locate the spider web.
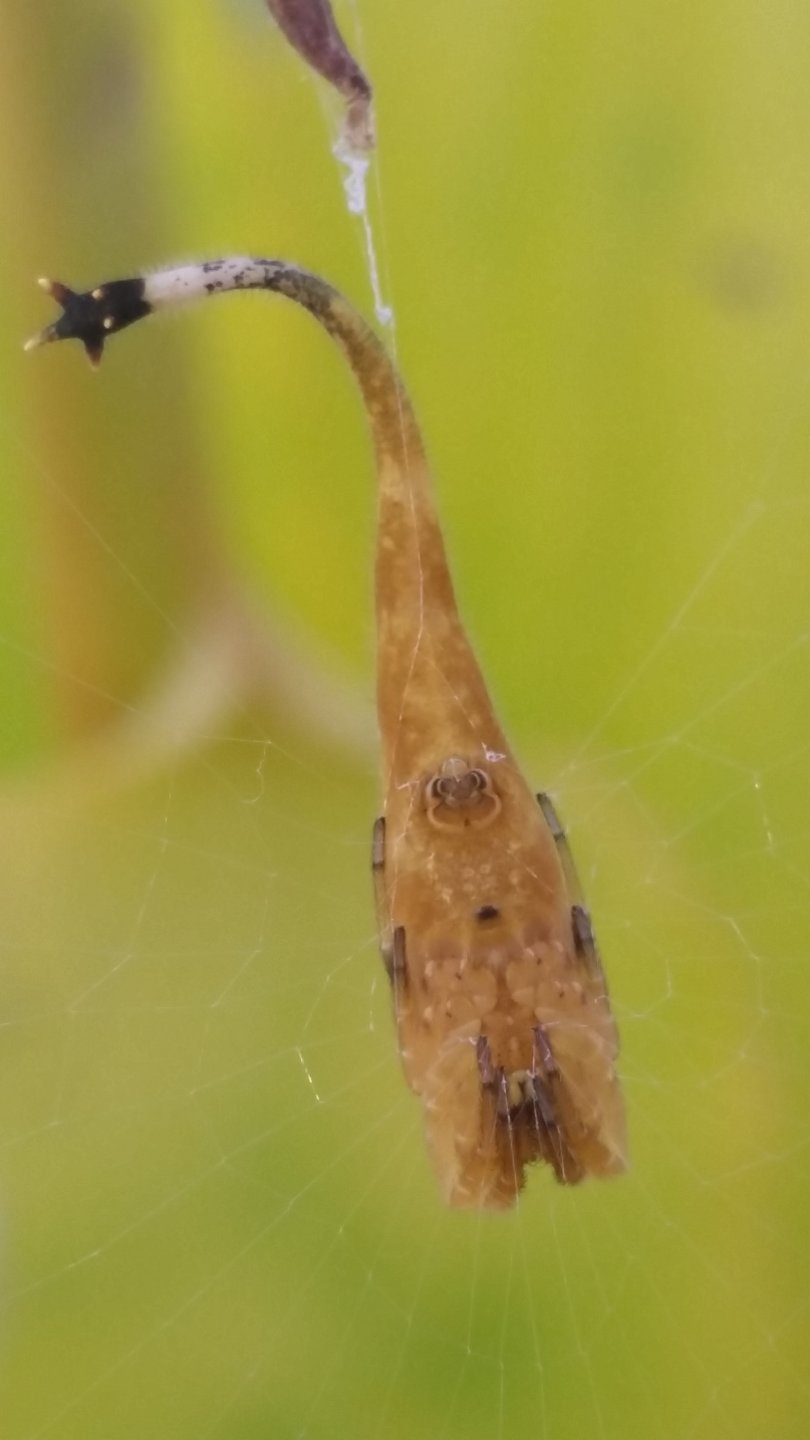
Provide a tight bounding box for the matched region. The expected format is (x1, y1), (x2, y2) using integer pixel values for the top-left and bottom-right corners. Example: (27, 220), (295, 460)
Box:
(2, 2), (809, 1438)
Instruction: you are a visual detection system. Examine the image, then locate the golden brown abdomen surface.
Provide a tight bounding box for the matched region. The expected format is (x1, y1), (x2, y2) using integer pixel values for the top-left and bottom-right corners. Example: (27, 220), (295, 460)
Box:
(383, 780), (627, 1209)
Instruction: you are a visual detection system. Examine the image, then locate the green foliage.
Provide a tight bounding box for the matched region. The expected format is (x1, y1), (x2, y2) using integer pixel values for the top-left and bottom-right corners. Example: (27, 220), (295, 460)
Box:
(2, 2), (809, 1436)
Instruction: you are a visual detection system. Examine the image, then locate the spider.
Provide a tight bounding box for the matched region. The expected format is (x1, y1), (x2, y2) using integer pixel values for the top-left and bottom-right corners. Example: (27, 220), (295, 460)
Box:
(28, 257), (627, 1209)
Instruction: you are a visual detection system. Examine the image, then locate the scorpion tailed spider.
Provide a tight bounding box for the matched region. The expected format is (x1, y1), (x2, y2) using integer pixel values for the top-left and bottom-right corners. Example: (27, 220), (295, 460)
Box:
(27, 259), (627, 1209)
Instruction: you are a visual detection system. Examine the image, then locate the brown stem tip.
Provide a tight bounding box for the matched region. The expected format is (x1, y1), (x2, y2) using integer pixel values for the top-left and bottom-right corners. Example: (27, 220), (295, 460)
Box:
(266, 0), (374, 151)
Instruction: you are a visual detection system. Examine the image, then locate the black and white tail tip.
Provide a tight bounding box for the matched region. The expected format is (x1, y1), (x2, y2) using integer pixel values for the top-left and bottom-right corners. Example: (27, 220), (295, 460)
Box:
(24, 276), (150, 367)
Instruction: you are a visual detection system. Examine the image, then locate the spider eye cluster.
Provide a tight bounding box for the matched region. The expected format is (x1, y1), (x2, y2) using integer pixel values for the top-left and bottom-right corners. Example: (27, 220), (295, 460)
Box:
(424, 757), (501, 828)
(428, 767), (486, 805)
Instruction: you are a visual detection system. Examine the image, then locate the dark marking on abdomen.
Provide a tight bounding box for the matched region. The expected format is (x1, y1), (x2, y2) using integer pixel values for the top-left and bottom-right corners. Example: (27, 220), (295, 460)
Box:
(475, 904), (500, 922)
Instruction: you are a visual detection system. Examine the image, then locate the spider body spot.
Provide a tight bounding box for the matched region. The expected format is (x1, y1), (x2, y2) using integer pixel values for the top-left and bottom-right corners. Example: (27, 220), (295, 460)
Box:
(475, 904), (500, 922)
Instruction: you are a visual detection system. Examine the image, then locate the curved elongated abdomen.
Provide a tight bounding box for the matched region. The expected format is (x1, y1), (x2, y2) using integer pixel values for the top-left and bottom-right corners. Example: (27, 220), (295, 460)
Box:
(28, 257), (627, 1207)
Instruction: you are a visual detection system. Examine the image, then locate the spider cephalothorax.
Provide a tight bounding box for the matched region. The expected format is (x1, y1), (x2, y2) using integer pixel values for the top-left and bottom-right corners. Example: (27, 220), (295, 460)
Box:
(424, 756), (501, 829)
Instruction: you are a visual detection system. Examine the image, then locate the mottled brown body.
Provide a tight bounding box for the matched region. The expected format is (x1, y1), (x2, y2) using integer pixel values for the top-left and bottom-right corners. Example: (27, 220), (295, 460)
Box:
(29, 258), (627, 1208)
(316, 291), (627, 1207)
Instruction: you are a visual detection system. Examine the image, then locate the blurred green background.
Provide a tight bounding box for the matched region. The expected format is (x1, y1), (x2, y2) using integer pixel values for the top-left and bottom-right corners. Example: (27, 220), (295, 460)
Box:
(2, 1), (809, 1436)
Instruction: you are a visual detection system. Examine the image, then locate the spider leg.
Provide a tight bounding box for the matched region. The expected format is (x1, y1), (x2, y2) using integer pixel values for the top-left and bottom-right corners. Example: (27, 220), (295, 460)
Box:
(372, 815), (385, 870)
(536, 792), (606, 983)
(532, 1022), (559, 1077)
(495, 1070), (514, 1119)
(537, 791), (582, 899)
(525, 1072), (559, 1128)
(527, 1025), (561, 1126)
(476, 1034), (496, 1086)
(371, 816), (394, 977)
(389, 926), (408, 986)
(536, 790), (565, 841)
(571, 903), (597, 964)
(477, 1040), (515, 1117)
